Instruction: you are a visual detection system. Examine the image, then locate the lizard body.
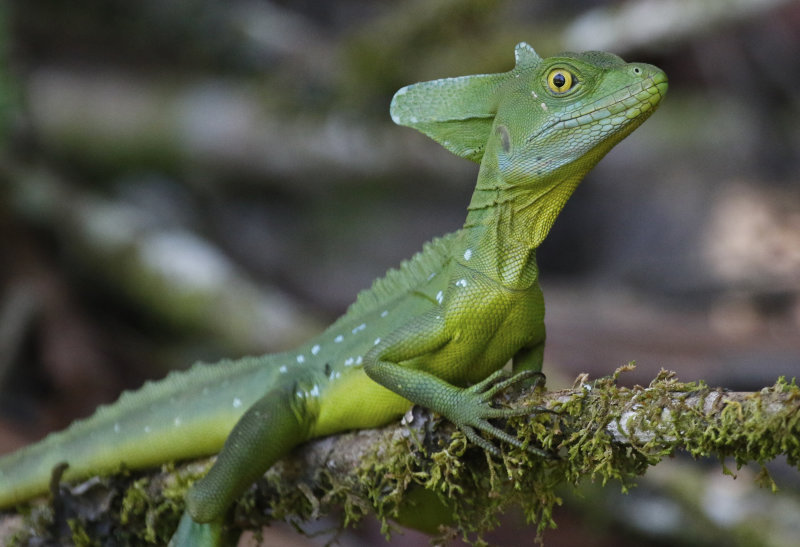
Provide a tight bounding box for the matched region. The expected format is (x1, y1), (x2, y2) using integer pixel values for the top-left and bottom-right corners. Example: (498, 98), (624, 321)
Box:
(0, 43), (667, 545)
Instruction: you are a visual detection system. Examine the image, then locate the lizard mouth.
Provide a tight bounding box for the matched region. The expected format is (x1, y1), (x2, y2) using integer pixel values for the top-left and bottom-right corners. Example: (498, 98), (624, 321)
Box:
(526, 71), (668, 144)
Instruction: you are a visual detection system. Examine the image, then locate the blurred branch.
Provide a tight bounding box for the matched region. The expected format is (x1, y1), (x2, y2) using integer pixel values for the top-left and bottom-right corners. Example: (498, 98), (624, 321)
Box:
(3, 370), (799, 544)
(2, 159), (321, 353)
(563, 0), (797, 52)
(23, 68), (469, 189)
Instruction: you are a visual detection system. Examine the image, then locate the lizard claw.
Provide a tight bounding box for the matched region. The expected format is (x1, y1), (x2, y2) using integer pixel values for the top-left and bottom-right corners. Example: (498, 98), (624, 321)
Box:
(470, 369), (545, 400)
(449, 369), (555, 458)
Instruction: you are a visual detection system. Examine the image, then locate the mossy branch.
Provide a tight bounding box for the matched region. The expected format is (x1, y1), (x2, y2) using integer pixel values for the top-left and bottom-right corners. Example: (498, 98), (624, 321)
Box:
(4, 367), (800, 545)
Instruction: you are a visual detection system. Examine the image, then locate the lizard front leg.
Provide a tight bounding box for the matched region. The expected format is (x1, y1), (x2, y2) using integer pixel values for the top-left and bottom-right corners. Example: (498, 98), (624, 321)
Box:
(363, 313), (546, 456)
(512, 338), (545, 374)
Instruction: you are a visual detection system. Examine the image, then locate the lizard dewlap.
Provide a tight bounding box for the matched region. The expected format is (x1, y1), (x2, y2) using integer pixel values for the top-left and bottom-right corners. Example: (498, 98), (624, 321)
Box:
(0, 42), (667, 545)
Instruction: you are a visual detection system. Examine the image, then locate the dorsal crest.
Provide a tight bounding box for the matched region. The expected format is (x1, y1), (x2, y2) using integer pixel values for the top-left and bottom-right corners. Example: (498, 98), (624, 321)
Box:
(344, 232), (458, 317)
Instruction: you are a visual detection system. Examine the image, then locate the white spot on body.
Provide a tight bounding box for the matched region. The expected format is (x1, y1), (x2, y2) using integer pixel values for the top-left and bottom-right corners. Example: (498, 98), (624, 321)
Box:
(296, 354), (305, 364)
(355, 356), (363, 365)
(374, 337), (381, 345)
(456, 279), (468, 288)
(427, 272), (437, 281)
(540, 102), (548, 111)
(174, 417), (182, 427)
(310, 384), (320, 397)
(463, 248), (472, 261)
(114, 423), (121, 433)
(311, 344), (321, 356)
(436, 290), (444, 304)
(345, 357), (354, 366)
(531, 90), (538, 98)
(380, 310), (389, 318)
(334, 334), (344, 343)
(144, 426), (151, 434)
(352, 323), (367, 334)
(233, 397), (242, 408)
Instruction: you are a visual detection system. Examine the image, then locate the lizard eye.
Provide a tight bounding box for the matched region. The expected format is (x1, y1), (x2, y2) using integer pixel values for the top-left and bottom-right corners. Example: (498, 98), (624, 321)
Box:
(546, 69), (574, 94)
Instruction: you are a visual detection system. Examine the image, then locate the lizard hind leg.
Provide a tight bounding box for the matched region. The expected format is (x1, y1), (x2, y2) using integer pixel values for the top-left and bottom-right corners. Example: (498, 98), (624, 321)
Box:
(184, 385), (314, 525)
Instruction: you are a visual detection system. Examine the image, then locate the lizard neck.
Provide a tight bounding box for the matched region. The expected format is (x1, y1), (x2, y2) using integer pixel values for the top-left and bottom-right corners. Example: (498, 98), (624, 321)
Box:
(458, 158), (584, 288)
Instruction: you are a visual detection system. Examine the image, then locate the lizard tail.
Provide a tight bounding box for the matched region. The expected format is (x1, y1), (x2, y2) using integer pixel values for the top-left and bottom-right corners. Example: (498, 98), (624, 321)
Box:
(0, 354), (287, 508)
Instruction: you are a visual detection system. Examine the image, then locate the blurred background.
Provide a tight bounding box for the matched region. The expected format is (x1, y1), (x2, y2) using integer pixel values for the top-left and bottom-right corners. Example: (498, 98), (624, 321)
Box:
(0, 0), (798, 545)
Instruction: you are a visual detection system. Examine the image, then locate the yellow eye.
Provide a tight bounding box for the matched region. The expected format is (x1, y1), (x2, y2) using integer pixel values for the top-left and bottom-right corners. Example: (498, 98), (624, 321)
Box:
(546, 69), (574, 94)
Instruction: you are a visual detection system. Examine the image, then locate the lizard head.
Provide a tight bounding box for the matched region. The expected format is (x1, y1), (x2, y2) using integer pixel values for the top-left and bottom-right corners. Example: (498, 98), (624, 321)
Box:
(390, 42), (668, 183)
(490, 44), (668, 186)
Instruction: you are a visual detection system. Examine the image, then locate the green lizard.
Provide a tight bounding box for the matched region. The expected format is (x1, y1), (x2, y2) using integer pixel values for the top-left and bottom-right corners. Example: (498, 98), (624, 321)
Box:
(0, 43), (667, 545)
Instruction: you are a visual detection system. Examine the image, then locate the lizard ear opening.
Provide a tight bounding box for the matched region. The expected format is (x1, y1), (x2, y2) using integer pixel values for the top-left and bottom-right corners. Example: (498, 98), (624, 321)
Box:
(390, 42), (542, 164)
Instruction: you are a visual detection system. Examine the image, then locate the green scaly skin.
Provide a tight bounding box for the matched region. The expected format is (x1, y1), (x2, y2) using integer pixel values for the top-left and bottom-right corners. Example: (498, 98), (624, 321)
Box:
(0, 43), (667, 545)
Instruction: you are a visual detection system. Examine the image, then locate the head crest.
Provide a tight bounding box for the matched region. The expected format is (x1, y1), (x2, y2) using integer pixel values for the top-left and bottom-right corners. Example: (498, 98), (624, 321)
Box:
(390, 42), (541, 163)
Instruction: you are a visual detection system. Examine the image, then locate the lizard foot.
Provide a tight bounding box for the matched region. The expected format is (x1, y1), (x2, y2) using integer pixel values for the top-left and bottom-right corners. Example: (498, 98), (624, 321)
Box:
(449, 369), (555, 458)
(169, 512), (226, 547)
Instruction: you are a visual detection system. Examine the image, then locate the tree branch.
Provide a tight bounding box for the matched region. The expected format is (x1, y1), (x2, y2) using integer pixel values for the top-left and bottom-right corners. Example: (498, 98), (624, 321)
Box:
(3, 368), (799, 545)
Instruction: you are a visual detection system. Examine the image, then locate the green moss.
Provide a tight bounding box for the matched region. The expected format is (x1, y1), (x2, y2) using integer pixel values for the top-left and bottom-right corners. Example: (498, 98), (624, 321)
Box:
(345, 368), (800, 544)
(67, 519), (97, 547)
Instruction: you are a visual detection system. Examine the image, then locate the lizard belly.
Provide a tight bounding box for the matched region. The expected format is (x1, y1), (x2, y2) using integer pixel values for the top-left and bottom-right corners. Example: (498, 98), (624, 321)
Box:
(431, 270), (546, 385)
(313, 368), (411, 436)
